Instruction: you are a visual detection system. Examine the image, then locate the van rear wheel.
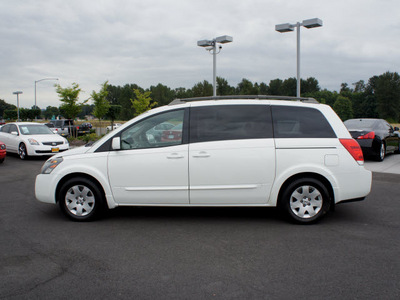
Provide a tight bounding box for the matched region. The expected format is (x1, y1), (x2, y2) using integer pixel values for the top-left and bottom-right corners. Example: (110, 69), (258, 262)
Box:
(282, 178), (331, 224)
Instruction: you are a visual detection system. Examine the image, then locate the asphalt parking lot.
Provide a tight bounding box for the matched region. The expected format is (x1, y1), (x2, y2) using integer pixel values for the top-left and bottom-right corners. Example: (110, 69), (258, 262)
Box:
(1, 154), (399, 299)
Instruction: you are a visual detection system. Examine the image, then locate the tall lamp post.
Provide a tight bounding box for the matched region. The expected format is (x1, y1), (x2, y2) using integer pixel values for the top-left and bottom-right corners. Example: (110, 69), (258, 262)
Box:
(13, 91), (23, 121)
(197, 35), (233, 97)
(275, 18), (323, 97)
(34, 77), (59, 109)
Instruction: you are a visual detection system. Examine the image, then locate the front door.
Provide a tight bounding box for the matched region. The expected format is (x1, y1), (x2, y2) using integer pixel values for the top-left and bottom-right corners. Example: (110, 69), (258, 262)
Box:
(107, 109), (189, 205)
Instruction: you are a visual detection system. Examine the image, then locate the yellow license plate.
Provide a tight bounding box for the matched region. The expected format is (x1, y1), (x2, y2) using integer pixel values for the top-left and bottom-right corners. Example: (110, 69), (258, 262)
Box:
(52, 147), (59, 153)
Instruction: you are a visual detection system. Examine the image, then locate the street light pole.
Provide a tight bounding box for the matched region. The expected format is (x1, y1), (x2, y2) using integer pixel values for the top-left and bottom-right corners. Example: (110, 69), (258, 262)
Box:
(197, 35), (233, 97)
(275, 18), (323, 98)
(13, 91), (23, 121)
(296, 22), (301, 98)
(34, 77), (59, 109)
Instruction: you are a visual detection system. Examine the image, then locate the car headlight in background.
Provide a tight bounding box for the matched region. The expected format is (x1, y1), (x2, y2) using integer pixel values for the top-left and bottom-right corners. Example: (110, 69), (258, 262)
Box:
(28, 138), (40, 145)
(0, 144), (5, 150)
(41, 157), (63, 174)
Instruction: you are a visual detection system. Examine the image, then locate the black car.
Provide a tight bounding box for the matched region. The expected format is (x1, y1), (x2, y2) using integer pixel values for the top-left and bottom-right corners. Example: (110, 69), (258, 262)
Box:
(344, 118), (400, 161)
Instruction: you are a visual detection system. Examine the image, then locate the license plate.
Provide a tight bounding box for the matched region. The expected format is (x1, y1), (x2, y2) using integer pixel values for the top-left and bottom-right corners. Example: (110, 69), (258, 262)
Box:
(168, 135), (174, 139)
(52, 147), (59, 153)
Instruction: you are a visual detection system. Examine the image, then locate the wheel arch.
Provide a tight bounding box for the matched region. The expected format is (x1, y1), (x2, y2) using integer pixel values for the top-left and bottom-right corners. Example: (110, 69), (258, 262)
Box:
(277, 172), (335, 210)
(55, 172), (108, 208)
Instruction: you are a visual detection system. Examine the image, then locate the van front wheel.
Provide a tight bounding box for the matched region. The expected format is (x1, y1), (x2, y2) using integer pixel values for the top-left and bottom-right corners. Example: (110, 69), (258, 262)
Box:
(282, 178), (331, 224)
(58, 177), (105, 221)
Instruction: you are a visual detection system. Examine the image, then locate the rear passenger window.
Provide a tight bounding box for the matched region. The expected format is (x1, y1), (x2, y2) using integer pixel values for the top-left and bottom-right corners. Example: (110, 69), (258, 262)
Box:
(272, 106), (336, 138)
(190, 105), (272, 143)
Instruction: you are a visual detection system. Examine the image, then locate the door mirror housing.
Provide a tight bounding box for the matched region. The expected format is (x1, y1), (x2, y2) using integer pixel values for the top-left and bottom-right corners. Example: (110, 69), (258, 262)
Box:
(11, 131), (18, 136)
(112, 137), (121, 150)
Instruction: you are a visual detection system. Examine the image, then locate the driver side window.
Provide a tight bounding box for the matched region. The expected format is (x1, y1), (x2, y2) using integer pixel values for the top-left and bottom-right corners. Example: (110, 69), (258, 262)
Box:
(120, 109), (184, 150)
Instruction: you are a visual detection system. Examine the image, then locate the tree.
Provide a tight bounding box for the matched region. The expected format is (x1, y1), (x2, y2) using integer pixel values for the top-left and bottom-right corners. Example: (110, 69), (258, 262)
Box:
(91, 81), (110, 127)
(43, 106), (60, 120)
(333, 96), (353, 121)
(268, 79), (284, 95)
(131, 89), (157, 117)
(150, 83), (175, 106)
(301, 77), (320, 94)
(55, 83), (86, 120)
(340, 83), (352, 94)
(236, 78), (259, 95)
(216, 77), (235, 95)
(106, 105), (122, 130)
(374, 71), (400, 122)
(281, 78), (297, 96)
(0, 99), (16, 118)
(30, 106), (41, 119)
(191, 80), (213, 97)
(4, 109), (17, 120)
(352, 80), (366, 93)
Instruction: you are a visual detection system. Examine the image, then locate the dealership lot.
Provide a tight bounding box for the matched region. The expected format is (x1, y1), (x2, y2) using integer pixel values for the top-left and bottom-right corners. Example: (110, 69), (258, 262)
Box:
(0, 154), (399, 299)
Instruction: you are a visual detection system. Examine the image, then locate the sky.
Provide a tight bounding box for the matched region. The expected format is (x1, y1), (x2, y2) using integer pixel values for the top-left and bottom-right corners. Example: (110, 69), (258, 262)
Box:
(1, 0), (399, 109)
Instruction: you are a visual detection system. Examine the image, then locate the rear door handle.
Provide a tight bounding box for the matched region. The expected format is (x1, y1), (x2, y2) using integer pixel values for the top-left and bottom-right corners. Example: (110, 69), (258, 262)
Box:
(192, 151), (210, 158)
(167, 153), (184, 159)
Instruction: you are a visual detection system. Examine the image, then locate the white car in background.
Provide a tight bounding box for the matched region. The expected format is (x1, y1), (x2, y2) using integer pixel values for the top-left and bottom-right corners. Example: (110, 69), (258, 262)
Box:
(0, 122), (69, 160)
(106, 123), (122, 132)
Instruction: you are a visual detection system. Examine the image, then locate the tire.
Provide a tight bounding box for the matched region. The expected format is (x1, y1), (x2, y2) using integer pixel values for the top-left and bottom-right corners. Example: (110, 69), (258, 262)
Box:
(58, 177), (105, 221)
(376, 142), (385, 161)
(0, 158), (4, 164)
(281, 178), (331, 224)
(18, 143), (28, 160)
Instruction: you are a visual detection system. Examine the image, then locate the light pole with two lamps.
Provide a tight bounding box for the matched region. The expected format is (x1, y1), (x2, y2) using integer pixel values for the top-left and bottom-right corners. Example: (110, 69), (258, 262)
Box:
(13, 91), (23, 121)
(197, 35), (233, 97)
(275, 18), (323, 97)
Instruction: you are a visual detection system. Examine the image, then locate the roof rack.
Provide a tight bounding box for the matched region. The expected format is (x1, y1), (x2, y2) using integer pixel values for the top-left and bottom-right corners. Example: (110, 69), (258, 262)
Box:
(169, 95), (319, 105)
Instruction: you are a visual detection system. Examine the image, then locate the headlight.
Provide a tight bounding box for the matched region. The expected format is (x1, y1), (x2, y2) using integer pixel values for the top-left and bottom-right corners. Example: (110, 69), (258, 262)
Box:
(28, 138), (40, 145)
(0, 144), (5, 150)
(41, 157), (63, 174)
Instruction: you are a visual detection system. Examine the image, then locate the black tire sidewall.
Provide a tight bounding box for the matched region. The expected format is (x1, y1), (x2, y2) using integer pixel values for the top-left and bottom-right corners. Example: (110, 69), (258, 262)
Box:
(19, 143), (27, 160)
(58, 177), (104, 221)
(376, 142), (385, 161)
(282, 178), (331, 224)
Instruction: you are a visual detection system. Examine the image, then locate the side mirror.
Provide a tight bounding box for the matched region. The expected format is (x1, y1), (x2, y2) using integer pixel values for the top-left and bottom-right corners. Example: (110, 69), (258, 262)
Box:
(111, 137), (121, 150)
(11, 131), (18, 136)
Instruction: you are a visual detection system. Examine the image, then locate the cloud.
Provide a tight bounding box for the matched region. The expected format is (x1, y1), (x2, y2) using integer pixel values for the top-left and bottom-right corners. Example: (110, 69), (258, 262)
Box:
(1, 0), (399, 108)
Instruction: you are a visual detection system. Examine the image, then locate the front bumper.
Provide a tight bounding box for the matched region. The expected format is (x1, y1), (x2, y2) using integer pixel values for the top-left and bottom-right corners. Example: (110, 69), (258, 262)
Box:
(28, 144), (69, 156)
(35, 173), (62, 204)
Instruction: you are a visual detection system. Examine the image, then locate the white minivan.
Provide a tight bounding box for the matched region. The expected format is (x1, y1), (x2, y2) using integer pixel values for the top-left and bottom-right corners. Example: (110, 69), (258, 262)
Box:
(35, 96), (372, 223)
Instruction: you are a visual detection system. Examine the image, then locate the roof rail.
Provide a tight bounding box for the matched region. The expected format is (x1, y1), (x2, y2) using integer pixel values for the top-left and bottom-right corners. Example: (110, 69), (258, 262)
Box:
(169, 95), (319, 105)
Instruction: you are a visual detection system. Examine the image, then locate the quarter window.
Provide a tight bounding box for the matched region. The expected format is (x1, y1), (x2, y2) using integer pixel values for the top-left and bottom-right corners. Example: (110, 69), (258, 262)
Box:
(190, 105), (273, 143)
(272, 106), (336, 138)
(120, 109), (185, 150)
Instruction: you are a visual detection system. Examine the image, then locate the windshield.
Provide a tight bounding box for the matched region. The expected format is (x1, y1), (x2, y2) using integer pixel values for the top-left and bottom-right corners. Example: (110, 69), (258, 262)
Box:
(344, 119), (378, 130)
(19, 124), (55, 135)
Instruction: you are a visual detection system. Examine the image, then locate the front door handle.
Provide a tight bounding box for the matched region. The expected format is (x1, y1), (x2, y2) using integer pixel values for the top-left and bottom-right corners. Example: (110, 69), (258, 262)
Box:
(192, 151), (210, 158)
(167, 153), (184, 159)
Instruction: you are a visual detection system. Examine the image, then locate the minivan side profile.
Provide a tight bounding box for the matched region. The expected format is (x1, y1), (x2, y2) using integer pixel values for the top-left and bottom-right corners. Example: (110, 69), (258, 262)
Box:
(35, 96), (372, 223)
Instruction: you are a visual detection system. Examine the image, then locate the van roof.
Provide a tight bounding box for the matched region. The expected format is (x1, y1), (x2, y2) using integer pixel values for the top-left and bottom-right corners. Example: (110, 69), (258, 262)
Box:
(169, 95), (319, 105)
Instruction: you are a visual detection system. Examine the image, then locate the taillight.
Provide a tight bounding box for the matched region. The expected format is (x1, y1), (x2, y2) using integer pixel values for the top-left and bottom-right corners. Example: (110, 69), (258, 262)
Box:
(357, 131), (375, 139)
(340, 139), (364, 164)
